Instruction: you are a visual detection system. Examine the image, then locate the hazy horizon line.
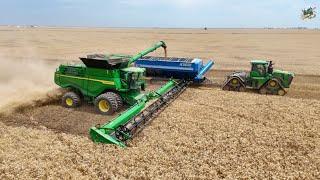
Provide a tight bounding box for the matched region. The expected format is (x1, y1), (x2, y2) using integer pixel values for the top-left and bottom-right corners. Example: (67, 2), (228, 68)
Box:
(0, 24), (318, 30)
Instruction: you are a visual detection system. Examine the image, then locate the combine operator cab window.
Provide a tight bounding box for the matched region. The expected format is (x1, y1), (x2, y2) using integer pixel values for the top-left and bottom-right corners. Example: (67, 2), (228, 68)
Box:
(252, 64), (266, 76)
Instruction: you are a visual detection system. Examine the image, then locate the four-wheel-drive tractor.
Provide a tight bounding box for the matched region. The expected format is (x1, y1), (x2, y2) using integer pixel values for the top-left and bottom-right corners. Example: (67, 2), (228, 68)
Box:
(54, 41), (167, 115)
(222, 60), (294, 96)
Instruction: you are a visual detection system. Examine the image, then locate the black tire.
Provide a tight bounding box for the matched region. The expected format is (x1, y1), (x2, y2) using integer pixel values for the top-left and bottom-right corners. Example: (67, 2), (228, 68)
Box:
(222, 84), (231, 91)
(106, 92), (123, 111)
(277, 89), (286, 96)
(94, 93), (118, 115)
(259, 87), (267, 94)
(238, 86), (246, 92)
(62, 92), (81, 108)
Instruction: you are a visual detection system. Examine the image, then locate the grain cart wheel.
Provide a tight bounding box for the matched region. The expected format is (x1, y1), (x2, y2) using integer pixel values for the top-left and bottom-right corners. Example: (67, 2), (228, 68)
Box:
(94, 93), (118, 115)
(105, 92), (123, 111)
(62, 92), (81, 108)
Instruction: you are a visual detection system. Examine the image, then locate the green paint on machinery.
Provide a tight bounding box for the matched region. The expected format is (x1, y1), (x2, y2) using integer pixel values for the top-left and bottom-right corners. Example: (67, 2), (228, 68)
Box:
(54, 41), (167, 115)
(222, 60), (294, 96)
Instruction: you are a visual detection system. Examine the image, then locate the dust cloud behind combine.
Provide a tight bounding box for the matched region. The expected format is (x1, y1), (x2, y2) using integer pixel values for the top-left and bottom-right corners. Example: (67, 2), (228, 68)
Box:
(0, 51), (59, 114)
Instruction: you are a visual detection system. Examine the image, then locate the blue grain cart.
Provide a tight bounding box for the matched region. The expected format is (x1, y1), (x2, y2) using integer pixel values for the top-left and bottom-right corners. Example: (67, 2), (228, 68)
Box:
(135, 56), (214, 83)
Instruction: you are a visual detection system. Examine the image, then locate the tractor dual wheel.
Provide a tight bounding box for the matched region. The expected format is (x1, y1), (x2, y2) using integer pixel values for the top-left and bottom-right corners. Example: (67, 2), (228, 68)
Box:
(62, 92), (81, 108)
(94, 92), (122, 115)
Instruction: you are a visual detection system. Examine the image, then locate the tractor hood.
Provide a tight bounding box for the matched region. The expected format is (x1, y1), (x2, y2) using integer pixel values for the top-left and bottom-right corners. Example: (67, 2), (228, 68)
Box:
(272, 69), (295, 77)
(272, 69), (295, 88)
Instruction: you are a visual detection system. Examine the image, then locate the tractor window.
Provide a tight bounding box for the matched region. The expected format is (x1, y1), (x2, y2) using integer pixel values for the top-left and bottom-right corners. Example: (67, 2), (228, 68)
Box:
(252, 64), (266, 76)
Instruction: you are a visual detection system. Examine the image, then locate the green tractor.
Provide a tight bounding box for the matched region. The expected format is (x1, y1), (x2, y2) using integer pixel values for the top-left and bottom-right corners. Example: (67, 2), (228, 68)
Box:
(54, 41), (167, 115)
(222, 60), (294, 96)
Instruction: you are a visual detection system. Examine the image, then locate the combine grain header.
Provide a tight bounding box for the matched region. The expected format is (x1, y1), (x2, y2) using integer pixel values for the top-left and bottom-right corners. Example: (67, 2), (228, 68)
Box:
(90, 79), (189, 147)
(91, 57), (214, 147)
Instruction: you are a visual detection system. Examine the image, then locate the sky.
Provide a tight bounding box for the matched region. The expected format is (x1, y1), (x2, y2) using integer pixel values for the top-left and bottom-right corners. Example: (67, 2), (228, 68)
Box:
(0, 0), (319, 28)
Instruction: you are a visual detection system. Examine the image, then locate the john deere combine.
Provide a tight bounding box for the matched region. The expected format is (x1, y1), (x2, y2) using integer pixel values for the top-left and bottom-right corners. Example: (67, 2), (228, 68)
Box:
(222, 60), (294, 96)
(55, 41), (167, 115)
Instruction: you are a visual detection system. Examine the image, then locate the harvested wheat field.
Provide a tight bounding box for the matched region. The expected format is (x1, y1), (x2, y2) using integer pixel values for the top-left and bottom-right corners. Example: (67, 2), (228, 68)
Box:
(0, 27), (320, 179)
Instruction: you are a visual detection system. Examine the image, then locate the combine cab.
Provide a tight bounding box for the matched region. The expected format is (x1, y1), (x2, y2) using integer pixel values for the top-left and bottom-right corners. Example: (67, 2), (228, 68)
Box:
(222, 60), (294, 96)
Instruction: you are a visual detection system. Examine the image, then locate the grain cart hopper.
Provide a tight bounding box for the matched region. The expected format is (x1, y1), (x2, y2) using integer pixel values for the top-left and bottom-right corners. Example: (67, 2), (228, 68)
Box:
(135, 56), (214, 83)
(54, 41), (167, 115)
(222, 60), (294, 96)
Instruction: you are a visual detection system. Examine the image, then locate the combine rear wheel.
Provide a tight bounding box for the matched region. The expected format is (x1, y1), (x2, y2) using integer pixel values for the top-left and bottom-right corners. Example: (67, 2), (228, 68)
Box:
(62, 92), (81, 108)
(94, 93), (118, 115)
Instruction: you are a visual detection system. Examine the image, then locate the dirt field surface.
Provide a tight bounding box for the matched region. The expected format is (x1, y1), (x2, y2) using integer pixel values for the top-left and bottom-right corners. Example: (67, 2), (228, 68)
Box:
(0, 27), (319, 179)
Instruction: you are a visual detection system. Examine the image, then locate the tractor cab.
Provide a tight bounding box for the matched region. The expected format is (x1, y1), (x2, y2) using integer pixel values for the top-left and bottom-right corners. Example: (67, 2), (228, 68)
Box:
(250, 60), (272, 77)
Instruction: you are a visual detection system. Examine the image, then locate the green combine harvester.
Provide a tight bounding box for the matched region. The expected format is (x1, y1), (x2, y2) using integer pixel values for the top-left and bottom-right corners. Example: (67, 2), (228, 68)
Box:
(55, 41), (168, 115)
(222, 60), (294, 96)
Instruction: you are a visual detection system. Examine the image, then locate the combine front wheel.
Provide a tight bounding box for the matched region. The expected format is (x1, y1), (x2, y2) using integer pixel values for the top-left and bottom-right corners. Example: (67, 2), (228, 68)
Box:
(62, 92), (81, 108)
(95, 93), (118, 115)
(106, 92), (123, 111)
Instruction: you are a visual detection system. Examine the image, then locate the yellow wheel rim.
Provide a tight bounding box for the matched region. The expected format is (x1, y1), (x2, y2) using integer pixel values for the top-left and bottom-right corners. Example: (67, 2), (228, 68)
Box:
(66, 98), (73, 106)
(99, 100), (110, 112)
(270, 81), (276, 87)
(278, 89), (285, 96)
(232, 79), (238, 84)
